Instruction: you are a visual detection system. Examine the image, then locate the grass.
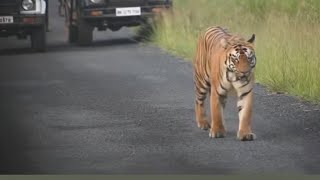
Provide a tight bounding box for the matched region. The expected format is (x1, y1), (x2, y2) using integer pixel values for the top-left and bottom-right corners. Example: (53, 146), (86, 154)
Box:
(148, 0), (320, 103)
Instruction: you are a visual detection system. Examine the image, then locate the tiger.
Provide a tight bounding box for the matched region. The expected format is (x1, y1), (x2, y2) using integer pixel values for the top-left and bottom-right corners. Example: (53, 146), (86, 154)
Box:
(193, 26), (257, 141)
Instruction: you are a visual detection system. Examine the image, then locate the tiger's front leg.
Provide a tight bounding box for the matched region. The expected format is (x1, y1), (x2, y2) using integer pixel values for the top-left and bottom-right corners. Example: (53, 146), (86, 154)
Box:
(237, 89), (256, 141)
(209, 88), (226, 138)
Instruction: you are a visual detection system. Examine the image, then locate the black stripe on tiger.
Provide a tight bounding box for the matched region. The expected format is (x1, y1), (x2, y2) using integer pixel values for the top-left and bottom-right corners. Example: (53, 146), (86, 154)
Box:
(206, 79), (211, 88)
(197, 95), (207, 102)
(239, 76), (252, 88)
(216, 89), (227, 99)
(220, 82), (227, 91)
(240, 88), (253, 99)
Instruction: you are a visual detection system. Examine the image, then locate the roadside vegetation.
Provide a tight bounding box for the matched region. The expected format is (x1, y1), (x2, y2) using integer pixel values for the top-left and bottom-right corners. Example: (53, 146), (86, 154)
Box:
(150, 0), (320, 103)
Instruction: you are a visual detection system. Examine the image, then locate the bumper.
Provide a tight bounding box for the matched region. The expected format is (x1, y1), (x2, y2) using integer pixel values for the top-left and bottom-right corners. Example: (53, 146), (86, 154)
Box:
(0, 15), (45, 35)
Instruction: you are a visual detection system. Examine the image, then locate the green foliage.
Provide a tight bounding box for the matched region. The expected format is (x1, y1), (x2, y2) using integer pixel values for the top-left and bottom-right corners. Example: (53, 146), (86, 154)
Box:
(151, 0), (320, 102)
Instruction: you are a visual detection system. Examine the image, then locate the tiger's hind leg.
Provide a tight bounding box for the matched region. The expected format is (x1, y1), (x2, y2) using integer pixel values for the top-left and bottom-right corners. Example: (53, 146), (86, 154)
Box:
(195, 99), (210, 131)
(194, 81), (211, 131)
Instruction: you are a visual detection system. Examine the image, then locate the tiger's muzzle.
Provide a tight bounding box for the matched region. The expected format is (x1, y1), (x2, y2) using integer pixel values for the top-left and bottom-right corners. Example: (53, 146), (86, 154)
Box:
(236, 70), (252, 81)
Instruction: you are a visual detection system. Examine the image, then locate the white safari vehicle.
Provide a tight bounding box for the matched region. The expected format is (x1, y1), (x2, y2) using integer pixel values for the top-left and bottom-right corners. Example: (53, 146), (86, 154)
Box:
(0, 0), (47, 52)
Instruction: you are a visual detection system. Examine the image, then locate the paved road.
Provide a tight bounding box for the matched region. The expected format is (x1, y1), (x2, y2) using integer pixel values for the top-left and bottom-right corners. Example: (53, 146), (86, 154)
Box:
(0, 1), (320, 174)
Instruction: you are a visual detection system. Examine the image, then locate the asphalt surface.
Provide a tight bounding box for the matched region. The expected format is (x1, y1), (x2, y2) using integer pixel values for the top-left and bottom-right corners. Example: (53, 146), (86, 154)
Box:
(0, 1), (320, 174)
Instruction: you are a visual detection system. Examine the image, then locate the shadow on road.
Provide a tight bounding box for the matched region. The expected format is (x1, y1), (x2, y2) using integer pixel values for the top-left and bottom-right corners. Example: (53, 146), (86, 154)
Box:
(0, 110), (35, 174)
(0, 37), (139, 56)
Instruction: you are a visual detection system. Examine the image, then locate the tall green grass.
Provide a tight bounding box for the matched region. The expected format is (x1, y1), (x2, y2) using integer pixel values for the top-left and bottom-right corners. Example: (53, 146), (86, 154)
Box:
(151, 0), (320, 102)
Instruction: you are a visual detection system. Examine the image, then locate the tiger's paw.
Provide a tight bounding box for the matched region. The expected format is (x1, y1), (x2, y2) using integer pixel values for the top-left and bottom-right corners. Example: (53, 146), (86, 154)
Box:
(197, 120), (211, 131)
(237, 131), (256, 141)
(209, 128), (226, 138)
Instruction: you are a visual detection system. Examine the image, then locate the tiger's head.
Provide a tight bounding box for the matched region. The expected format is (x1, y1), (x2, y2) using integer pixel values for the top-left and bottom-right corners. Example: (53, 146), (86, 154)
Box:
(221, 34), (256, 79)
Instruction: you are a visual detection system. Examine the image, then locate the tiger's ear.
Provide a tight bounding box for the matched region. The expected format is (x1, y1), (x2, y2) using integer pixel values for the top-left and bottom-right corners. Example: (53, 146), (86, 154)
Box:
(248, 34), (255, 43)
(220, 38), (228, 49)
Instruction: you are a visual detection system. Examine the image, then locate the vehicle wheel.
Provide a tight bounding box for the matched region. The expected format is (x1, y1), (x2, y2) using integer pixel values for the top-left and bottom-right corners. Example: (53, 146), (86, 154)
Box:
(31, 24), (47, 52)
(77, 18), (93, 46)
(68, 25), (78, 43)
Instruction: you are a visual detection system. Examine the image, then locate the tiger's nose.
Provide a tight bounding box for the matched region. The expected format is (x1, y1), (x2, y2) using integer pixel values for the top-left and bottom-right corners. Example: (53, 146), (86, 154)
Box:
(240, 71), (250, 77)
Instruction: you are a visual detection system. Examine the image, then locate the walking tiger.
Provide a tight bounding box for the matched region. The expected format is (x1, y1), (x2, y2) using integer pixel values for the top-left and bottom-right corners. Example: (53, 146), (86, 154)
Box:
(193, 26), (257, 141)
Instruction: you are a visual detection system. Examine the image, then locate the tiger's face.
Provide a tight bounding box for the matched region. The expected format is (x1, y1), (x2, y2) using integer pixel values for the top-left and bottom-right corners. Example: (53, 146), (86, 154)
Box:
(223, 34), (256, 79)
(227, 45), (256, 78)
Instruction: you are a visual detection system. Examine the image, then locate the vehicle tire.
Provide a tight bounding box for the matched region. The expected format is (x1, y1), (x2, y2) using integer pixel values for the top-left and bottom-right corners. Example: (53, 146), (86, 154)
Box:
(68, 25), (78, 43)
(31, 24), (47, 52)
(77, 18), (93, 46)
